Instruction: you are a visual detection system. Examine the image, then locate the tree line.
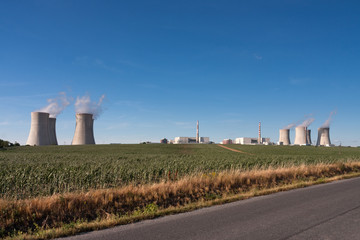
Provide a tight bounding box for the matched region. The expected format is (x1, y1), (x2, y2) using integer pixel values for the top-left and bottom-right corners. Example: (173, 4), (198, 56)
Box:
(0, 139), (20, 148)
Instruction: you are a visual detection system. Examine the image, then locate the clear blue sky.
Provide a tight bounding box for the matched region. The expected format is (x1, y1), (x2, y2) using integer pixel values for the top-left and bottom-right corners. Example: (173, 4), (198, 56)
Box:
(1, 0), (359, 146)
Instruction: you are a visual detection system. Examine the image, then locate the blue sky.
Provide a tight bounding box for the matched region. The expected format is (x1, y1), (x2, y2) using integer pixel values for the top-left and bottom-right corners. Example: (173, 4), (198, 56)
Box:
(0, 0), (359, 146)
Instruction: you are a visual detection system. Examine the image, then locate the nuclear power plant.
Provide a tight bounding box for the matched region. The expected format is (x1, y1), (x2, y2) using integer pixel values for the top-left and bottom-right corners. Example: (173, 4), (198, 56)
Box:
(72, 113), (95, 145)
(278, 129), (291, 145)
(26, 112), (52, 146)
(316, 127), (331, 146)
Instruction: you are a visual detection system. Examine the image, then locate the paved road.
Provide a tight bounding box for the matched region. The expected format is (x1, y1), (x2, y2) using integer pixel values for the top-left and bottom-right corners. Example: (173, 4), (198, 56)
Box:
(59, 177), (360, 240)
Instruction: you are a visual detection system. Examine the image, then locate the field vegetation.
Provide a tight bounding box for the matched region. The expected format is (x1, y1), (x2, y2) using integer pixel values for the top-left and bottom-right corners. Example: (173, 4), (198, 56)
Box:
(1, 144), (360, 239)
(1, 144), (360, 200)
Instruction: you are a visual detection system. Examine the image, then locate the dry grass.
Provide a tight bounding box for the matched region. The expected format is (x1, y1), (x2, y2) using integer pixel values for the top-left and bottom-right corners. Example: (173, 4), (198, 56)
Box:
(1, 161), (360, 239)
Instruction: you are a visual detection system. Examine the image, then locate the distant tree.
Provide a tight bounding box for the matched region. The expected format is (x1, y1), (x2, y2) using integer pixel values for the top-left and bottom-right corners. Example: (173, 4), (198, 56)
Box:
(0, 139), (20, 148)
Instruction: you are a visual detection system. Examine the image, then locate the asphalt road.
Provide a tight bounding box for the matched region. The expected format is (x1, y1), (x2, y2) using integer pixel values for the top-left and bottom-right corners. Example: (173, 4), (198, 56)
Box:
(59, 177), (360, 240)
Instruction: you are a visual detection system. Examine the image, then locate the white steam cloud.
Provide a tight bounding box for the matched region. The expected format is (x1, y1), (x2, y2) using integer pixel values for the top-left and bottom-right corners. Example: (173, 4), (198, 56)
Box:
(38, 92), (71, 118)
(321, 110), (337, 128)
(74, 94), (106, 119)
(283, 123), (296, 130)
(298, 118), (315, 127)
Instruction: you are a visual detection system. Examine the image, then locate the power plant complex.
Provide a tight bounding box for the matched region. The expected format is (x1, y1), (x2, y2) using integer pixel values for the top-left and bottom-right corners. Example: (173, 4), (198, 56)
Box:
(25, 106), (334, 147)
(173, 121), (210, 144)
(26, 112), (96, 146)
(278, 124), (332, 147)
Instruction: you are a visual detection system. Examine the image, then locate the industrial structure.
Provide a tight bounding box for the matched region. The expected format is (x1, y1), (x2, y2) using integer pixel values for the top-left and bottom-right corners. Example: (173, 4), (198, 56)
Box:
(234, 137), (270, 145)
(222, 139), (233, 144)
(26, 112), (51, 146)
(294, 126), (307, 145)
(48, 117), (58, 145)
(278, 129), (291, 145)
(307, 129), (312, 145)
(196, 120), (199, 143)
(316, 127), (331, 146)
(174, 137), (210, 144)
(258, 122), (262, 144)
(294, 126), (311, 146)
(173, 120), (210, 144)
(72, 113), (95, 145)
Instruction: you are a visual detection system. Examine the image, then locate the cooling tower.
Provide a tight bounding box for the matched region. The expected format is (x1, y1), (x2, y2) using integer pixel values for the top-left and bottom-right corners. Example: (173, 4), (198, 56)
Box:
(294, 126), (308, 145)
(48, 117), (58, 145)
(316, 128), (331, 146)
(72, 113), (95, 145)
(307, 129), (312, 145)
(26, 112), (51, 146)
(279, 129), (290, 145)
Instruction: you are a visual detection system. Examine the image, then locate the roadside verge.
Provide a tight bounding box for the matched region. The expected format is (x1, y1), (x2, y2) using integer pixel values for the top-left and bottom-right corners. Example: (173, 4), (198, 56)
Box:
(2, 162), (360, 239)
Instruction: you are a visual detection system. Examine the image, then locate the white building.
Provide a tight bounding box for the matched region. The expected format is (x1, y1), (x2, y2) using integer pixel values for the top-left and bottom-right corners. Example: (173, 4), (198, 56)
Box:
(174, 137), (210, 144)
(234, 137), (270, 145)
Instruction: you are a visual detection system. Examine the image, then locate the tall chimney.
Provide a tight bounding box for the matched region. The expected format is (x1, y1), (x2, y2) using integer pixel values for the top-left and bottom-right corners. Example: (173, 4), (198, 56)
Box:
(72, 113), (95, 145)
(316, 127), (331, 146)
(258, 122), (262, 144)
(279, 129), (290, 145)
(26, 112), (51, 146)
(196, 120), (199, 143)
(48, 117), (58, 145)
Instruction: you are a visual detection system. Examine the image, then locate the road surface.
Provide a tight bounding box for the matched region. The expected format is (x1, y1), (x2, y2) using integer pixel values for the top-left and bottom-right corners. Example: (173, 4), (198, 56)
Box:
(59, 177), (360, 240)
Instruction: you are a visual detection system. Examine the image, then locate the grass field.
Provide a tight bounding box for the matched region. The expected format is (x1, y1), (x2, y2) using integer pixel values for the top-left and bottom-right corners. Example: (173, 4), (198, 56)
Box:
(1, 144), (360, 200)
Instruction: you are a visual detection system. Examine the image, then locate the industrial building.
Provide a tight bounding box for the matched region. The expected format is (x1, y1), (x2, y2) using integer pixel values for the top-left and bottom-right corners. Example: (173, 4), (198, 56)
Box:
(222, 139), (233, 144)
(234, 137), (270, 145)
(173, 120), (210, 144)
(174, 137), (210, 144)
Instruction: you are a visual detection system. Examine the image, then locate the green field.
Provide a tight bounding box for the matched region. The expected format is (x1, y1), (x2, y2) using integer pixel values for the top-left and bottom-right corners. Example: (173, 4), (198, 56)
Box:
(1, 144), (360, 200)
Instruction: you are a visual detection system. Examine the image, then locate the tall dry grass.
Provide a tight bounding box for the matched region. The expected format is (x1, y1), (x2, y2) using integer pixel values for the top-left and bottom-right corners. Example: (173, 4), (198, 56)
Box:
(1, 162), (360, 238)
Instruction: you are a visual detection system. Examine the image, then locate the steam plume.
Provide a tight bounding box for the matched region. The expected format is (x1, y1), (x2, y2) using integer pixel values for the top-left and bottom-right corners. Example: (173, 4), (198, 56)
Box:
(38, 92), (71, 118)
(74, 94), (105, 119)
(298, 118), (315, 127)
(282, 123), (296, 130)
(320, 110), (337, 128)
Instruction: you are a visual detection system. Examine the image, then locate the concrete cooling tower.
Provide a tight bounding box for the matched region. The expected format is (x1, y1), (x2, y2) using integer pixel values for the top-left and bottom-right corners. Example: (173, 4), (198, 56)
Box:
(26, 112), (51, 146)
(306, 129), (312, 145)
(316, 128), (331, 146)
(278, 129), (290, 145)
(294, 126), (308, 146)
(72, 113), (95, 145)
(48, 117), (58, 145)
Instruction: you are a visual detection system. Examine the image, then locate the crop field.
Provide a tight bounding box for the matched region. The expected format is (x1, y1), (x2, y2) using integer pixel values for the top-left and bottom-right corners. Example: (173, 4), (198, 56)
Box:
(1, 144), (360, 200)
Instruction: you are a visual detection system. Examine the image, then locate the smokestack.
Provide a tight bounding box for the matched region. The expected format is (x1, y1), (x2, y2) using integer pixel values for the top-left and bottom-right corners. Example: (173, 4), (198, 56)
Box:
(258, 122), (261, 144)
(26, 112), (51, 146)
(196, 120), (199, 143)
(306, 129), (312, 145)
(279, 129), (291, 145)
(48, 117), (58, 145)
(316, 128), (331, 146)
(294, 126), (308, 146)
(72, 113), (95, 145)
